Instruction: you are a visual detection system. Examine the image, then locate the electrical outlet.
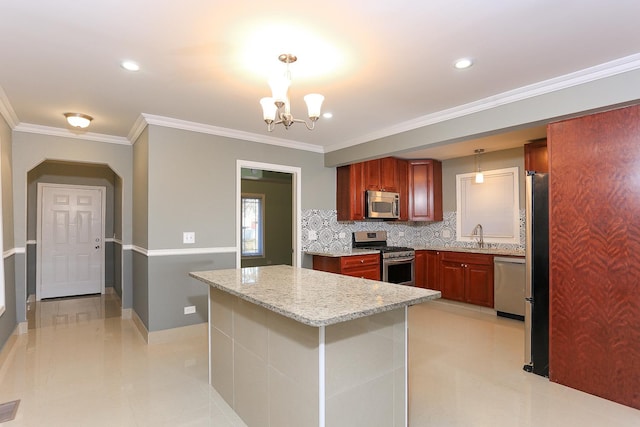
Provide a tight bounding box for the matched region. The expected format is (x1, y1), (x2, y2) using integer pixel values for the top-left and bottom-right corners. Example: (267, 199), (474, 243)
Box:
(308, 230), (318, 240)
(339, 232), (346, 238)
(399, 231), (405, 237)
(184, 306), (196, 315)
(183, 232), (195, 244)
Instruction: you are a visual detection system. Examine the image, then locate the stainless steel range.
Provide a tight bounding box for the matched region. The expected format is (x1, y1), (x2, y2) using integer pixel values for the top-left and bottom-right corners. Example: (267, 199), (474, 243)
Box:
(352, 231), (415, 286)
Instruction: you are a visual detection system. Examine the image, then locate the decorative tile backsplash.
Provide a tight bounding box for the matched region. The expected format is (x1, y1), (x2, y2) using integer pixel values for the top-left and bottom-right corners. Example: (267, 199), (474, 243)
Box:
(302, 210), (526, 252)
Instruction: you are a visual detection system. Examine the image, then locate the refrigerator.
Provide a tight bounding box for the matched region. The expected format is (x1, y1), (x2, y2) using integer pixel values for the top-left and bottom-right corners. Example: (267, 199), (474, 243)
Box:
(523, 172), (549, 377)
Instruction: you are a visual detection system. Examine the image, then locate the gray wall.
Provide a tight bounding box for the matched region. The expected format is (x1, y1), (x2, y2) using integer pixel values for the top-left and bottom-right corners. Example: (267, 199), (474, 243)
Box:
(442, 147), (526, 212)
(241, 175), (293, 268)
(325, 68), (640, 166)
(137, 125), (333, 332)
(0, 113), (16, 351)
(132, 128), (149, 324)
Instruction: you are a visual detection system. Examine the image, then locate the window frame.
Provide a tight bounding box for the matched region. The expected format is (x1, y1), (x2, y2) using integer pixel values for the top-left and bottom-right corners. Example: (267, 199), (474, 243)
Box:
(241, 193), (266, 258)
(456, 166), (520, 245)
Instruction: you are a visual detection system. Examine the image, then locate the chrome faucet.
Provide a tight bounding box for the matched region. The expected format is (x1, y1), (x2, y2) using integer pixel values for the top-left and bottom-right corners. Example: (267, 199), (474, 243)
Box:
(471, 224), (484, 248)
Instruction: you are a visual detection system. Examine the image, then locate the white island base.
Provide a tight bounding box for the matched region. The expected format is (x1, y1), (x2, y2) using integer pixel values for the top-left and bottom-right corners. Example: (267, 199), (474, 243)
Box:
(209, 288), (407, 427)
(191, 266), (440, 427)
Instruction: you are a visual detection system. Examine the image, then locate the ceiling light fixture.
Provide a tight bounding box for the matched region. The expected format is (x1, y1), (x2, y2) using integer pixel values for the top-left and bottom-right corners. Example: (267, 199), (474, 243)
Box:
(474, 149), (485, 183)
(454, 58), (473, 69)
(121, 60), (140, 72)
(64, 112), (93, 129)
(260, 53), (324, 131)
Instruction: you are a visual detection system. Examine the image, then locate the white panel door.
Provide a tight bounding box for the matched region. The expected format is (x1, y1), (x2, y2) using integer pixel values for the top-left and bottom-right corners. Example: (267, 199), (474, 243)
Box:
(37, 184), (105, 300)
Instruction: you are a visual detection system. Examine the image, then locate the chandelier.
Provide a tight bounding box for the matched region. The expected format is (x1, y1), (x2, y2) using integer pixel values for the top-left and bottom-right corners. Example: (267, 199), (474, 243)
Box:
(259, 54), (324, 131)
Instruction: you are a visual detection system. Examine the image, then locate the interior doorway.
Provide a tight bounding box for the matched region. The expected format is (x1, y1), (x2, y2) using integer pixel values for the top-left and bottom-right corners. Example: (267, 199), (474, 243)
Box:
(36, 183), (105, 300)
(237, 161), (301, 268)
(26, 160), (123, 307)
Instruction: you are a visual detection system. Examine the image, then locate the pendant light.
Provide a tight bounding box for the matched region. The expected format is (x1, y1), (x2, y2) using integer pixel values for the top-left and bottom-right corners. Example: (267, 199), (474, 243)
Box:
(474, 149), (484, 183)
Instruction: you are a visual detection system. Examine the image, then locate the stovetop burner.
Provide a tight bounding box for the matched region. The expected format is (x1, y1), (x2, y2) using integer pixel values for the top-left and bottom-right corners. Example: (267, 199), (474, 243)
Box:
(352, 231), (415, 258)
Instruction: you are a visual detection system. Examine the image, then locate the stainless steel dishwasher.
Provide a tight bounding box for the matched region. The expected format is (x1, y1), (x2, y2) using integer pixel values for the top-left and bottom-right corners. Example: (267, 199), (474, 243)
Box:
(494, 257), (525, 320)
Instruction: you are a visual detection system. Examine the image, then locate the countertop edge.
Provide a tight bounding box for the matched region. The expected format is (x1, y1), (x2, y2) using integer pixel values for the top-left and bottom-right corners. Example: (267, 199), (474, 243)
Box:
(189, 269), (441, 328)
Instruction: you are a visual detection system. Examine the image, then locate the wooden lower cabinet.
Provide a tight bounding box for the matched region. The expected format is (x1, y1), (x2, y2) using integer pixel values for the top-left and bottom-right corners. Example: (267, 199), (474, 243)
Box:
(312, 254), (381, 280)
(439, 251), (494, 308)
(415, 250), (441, 290)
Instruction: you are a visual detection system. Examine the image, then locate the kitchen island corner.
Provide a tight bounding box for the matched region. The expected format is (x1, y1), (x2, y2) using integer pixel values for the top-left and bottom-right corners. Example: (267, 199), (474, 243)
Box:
(190, 265), (440, 427)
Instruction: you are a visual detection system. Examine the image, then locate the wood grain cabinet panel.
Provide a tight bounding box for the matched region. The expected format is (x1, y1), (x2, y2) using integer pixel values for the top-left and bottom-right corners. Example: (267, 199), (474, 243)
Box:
(415, 250), (441, 290)
(336, 163), (364, 221)
(363, 158), (399, 192)
(524, 138), (548, 173)
(408, 160), (443, 221)
(548, 103), (640, 410)
(439, 252), (494, 307)
(312, 254), (381, 281)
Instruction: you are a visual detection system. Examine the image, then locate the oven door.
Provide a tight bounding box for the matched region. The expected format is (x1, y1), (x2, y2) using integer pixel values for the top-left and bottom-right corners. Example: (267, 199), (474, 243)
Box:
(383, 256), (415, 286)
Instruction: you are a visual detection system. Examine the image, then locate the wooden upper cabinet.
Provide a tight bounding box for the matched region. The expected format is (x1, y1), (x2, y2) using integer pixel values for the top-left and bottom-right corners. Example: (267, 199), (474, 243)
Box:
(396, 159), (408, 221)
(363, 157), (400, 192)
(336, 163), (364, 221)
(408, 160), (443, 221)
(524, 138), (548, 173)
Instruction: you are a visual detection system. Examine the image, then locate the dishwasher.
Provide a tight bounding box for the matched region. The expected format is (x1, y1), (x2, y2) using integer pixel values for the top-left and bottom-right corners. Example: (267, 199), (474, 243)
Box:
(494, 257), (525, 320)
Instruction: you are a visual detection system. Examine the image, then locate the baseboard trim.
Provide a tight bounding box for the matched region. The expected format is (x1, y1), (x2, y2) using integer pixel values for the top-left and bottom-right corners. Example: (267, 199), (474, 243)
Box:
(131, 312), (207, 345)
(16, 322), (28, 335)
(132, 311), (149, 343)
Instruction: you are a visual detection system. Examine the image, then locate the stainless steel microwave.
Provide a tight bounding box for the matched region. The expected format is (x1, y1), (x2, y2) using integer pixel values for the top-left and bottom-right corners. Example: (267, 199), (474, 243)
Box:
(365, 190), (400, 219)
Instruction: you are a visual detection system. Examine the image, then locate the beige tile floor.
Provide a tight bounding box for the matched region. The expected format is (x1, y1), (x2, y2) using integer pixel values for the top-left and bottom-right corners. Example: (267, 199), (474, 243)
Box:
(0, 294), (638, 426)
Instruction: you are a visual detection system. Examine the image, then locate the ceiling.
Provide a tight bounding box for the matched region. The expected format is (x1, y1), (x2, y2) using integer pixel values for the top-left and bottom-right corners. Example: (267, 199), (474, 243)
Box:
(1, 1), (639, 160)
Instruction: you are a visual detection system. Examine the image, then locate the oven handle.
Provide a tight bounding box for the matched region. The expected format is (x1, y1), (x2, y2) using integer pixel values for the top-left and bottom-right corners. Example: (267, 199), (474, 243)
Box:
(384, 257), (415, 264)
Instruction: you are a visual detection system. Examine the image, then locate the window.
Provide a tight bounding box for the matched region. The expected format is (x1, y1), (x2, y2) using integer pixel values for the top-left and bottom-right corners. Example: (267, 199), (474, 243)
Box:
(456, 167), (520, 245)
(241, 194), (265, 257)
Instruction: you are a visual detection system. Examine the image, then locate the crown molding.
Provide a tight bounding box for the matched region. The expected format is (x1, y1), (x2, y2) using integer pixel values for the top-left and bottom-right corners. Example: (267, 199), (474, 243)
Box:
(13, 123), (131, 145)
(325, 53), (640, 153)
(0, 85), (20, 128)
(4, 54), (640, 152)
(128, 114), (148, 143)
(140, 113), (325, 153)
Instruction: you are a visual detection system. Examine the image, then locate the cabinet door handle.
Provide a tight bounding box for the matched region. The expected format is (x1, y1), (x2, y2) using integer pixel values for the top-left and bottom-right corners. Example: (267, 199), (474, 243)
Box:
(360, 259), (364, 263)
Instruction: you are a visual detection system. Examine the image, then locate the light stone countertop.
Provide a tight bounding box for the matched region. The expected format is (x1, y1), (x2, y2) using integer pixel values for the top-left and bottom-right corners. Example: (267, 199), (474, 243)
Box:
(306, 247), (524, 257)
(304, 248), (380, 257)
(190, 265), (440, 327)
(412, 246), (525, 257)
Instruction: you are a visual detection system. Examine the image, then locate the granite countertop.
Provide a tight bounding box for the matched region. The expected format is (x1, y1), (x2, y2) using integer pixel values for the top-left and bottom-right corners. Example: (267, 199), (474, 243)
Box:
(190, 265), (440, 327)
(412, 246), (525, 257)
(306, 247), (524, 257)
(304, 248), (380, 257)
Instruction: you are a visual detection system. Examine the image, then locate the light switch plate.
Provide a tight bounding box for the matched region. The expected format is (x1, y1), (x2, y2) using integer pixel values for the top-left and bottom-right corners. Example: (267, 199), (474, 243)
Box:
(183, 232), (195, 244)
(184, 305), (196, 314)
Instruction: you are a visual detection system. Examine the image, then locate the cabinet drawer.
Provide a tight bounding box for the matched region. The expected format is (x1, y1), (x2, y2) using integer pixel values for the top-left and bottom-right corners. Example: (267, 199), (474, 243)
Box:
(440, 251), (493, 265)
(342, 265), (381, 280)
(340, 254), (380, 269)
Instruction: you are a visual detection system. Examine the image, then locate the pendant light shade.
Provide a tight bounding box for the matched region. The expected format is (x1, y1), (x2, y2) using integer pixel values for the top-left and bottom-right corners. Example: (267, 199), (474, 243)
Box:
(474, 149), (485, 184)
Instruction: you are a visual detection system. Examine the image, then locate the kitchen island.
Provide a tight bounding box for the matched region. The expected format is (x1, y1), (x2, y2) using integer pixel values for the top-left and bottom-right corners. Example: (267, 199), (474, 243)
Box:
(190, 265), (440, 427)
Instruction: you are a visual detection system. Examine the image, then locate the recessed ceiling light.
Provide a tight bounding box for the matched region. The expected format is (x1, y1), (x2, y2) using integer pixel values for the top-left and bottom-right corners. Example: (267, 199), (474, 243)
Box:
(454, 58), (473, 69)
(121, 60), (140, 72)
(323, 112), (333, 119)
